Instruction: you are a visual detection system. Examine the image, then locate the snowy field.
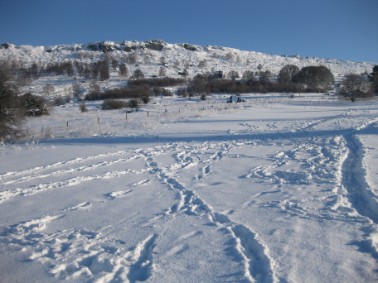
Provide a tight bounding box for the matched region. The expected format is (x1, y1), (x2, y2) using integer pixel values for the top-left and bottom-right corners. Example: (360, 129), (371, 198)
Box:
(1, 94), (378, 282)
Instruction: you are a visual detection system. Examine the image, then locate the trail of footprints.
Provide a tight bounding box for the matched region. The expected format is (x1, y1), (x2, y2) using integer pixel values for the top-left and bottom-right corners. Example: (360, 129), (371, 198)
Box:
(0, 141), (279, 282)
(141, 142), (277, 282)
(0, 151), (148, 203)
(6, 131), (366, 282)
(0, 178), (156, 282)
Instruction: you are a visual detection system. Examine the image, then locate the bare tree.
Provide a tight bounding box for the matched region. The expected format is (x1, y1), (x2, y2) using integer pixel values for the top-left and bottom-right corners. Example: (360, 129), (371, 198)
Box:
(119, 63), (128, 77)
(278, 64), (299, 84)
(159, 66), (166, 77)
(132, 69), (144, 80)
(369, 65), (378, 94)
(0, 67), (25, 141)
(338, 74), (373, 102)
(258, 70), (272, 83)
(242, 70), (255, 82)
(227, 70), (239, 80)
(111, 58), (119, 71)
(98, 59), (110, 81)
(127, 52), (138, 64)
(160, 56), (166, 66)
(72, 83), (83, 100)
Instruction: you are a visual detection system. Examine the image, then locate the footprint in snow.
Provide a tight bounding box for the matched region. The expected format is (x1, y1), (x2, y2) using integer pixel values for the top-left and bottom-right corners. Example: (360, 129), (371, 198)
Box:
(105, 189), (133, 200)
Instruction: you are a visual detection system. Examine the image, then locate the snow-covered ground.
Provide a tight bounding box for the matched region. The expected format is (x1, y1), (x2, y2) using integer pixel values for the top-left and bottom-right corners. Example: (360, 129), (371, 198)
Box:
(1, 93), (378, 282)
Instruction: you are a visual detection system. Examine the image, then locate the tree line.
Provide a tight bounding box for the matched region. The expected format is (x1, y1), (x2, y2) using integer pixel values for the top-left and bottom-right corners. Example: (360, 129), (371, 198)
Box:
(1, 59), (378, 141)
(183, 65), (335, 97)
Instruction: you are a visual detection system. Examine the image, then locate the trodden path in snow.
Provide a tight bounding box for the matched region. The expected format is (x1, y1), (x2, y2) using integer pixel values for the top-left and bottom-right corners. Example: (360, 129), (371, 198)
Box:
(341, 122), (378, 224)
(140, 143), (278, 283)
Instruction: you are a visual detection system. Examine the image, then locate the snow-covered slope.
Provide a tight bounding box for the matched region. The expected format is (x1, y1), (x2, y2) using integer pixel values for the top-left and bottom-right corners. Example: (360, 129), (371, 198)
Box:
(0, 40), (375, 79)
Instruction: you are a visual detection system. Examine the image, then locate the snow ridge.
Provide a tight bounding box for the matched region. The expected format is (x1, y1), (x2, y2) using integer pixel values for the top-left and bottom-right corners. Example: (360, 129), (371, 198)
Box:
(0, 40), (375, 80)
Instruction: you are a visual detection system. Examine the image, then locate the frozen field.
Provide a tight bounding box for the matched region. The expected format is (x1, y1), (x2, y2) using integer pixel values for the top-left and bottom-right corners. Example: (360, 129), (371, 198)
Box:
(0, 94), (378, 282)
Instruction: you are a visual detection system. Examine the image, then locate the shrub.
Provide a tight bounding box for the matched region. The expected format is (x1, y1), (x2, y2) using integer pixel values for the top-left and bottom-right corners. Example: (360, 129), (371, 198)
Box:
(176, 87), (188, 97)
(132, 69), (144, 80)
(153, 88), (173, 96)
(140, 93), (150, 104)
(85, 86), (152, 101)
(101, 99), (128, 110)
(128, 77), (184, 88)
(21, 93), (49, 116)
(54, 95), (70, 106)
(128, 99), (140, 109)
(79, 102), (88, 112)
(187, 75), (210, 95)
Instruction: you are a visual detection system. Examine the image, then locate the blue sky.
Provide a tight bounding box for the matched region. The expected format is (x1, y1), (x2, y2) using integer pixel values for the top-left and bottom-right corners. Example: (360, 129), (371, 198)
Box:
(1, 0), (377, 63)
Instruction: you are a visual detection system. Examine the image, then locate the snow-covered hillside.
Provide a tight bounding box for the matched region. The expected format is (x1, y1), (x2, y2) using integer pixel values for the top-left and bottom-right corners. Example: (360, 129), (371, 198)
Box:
(0, 40), (375, 80)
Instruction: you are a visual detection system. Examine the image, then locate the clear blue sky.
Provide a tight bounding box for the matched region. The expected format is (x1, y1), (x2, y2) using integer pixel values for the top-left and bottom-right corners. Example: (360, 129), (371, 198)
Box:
(1, 0), (377, 63)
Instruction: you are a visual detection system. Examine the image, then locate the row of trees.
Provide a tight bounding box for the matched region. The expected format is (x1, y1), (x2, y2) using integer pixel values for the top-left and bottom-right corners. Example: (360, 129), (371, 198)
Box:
(185, 64), (378, 102)
(184, 65), (335, 96)
(1, 58), (130, 84)
(85, 77), (185, 102)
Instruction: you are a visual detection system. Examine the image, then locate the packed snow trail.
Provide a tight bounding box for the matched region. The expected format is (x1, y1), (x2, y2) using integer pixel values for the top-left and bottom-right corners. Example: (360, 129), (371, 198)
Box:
(142, 144), (278, 283)
(342, 134), (378, 224)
